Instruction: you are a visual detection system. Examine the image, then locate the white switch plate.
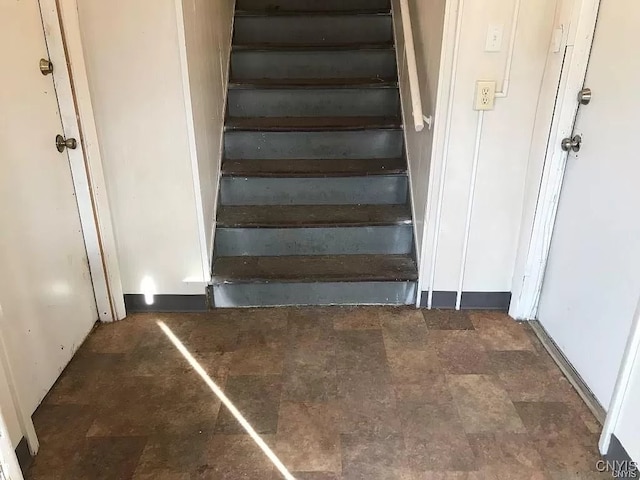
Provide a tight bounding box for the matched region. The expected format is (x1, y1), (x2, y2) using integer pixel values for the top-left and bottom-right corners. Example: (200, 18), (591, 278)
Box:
(485, 24), (503, 52)
(474, 80), (496, 110)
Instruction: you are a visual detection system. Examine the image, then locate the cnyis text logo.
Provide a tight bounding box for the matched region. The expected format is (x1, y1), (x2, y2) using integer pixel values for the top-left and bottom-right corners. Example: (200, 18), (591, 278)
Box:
(596, 460), (639, 478)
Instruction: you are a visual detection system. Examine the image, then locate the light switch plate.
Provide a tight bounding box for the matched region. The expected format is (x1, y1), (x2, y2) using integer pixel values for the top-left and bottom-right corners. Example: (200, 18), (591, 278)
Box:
(474, 81), (496, 110)
(485, 24), (503, 52)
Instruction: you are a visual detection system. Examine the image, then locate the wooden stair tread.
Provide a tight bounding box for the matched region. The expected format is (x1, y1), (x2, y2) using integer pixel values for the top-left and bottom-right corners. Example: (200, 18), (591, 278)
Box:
(226, 116), (401, 131)
(232, 42), (394, 51)
(228, 77), (398, 88)
(213, 254), (418, 283)
(235, 9), (391, 16)
(217, 204), (412, 228)
(222, 158), (406, 177)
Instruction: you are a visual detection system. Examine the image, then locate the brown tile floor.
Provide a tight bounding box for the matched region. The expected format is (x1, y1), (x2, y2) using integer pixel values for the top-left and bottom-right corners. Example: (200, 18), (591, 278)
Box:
(26, 307), (609, 480)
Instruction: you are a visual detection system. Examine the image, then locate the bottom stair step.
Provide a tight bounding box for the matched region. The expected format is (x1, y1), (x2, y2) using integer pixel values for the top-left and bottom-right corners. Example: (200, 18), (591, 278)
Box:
(213, 254), (417, 283)
(210, 254), (418, 307)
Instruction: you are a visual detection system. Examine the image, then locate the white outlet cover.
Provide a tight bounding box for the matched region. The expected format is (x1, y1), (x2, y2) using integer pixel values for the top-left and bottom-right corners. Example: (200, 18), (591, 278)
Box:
(485, 24), (503, 52)
(474, 80), (496, 110)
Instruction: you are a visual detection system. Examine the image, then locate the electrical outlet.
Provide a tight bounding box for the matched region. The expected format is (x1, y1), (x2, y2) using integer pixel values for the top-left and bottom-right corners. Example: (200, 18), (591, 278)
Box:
(474, 80), (496, 110)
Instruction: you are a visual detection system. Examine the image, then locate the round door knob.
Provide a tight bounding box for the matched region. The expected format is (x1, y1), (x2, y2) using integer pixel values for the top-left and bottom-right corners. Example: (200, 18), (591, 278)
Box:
(56, 134), (77, 152)
(561, 134), (582, 153)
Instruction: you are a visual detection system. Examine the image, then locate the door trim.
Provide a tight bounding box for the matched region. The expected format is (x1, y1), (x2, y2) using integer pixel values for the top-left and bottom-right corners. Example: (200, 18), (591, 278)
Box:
(599, 296), (640, 453)
(509, 0), (601, 320)
(0, 409), (24, 480)
(39, 0), (125, 322)
(0, 324), (38, 457)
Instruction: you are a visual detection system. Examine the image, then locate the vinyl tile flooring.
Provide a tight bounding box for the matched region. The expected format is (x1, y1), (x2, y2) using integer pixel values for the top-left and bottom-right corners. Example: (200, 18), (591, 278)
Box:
(25, 307), (610, 479)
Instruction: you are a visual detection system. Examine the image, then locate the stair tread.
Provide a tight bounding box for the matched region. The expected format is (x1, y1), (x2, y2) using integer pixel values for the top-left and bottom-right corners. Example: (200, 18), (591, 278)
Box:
(217, 204), (412, 228)
(212, 254), (418, 283)
(232, 42), (394, 51)
(226, 116), (401, 131)
(229, 77), (398, 88)
(222, 158), (406, 177)
(235, 9), (391, 16)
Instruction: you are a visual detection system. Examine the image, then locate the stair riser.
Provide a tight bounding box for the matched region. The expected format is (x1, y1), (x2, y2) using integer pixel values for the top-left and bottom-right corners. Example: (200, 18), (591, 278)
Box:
(220, 176), (408, 205)
(236, 0), (391, 12)
(231, 50), (397, 80)
(234, 15), (392, 45)
(228, 88), (399, 117)
(224, 130), (404, 159)
(215, 226), (413, 256)
(211, 281), (416, 307)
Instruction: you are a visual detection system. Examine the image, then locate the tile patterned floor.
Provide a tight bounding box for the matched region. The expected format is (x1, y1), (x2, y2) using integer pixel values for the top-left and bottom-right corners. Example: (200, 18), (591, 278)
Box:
(26, 308), (609, 480)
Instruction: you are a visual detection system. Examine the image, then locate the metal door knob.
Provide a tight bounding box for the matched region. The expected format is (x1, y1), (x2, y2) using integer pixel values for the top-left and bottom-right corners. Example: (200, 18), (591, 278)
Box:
(56, 134), (77, 152)
(561, 134), (582, 153)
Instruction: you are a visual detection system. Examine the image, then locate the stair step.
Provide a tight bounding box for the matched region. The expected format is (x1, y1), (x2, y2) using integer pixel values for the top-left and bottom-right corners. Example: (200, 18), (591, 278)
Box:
(226, 116), (401, 132)
(215, 225), (412, 256)
(217, 204), (412, 227)
(224, 130), (404, 160)
(235, 8), (391, 16)
(233, 43), (393, 51)
(235, 0), (391, 13)
(233, 14), (392, 46)
(229, 78), (398, 88)
(228, 87), (399, 118)
(222, 158), (406, 178)
(230, 48), (397, 80)
(220, 176), (408, 205)
(212, 254), (418, 283)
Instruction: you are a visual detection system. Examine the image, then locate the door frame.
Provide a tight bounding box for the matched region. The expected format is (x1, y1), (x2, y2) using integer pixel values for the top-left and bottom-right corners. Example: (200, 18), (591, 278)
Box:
(39, 0), (125, 322)
(0, 405), (24, 480)
(509, 0), (601, 320)
(0, 316), (37, 462)
(600, 296), (640, 453)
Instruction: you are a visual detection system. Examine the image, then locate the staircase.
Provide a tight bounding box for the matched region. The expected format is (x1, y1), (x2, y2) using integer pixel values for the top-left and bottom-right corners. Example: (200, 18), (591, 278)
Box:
(210, 0), (418, 307)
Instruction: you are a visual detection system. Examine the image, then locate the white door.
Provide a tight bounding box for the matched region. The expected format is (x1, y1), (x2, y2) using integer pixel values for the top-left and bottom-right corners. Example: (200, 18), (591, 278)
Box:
(0, 0), (98, 414)
(537, 0), (640, 408)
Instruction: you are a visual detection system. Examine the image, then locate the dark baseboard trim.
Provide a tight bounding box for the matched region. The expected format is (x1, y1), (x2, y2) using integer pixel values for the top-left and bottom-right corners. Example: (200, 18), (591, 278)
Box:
(420, 291), (511, 311)
(15, 436), (33, 474)
(604, 434), (638, 479)
(124, 294), (208, 313)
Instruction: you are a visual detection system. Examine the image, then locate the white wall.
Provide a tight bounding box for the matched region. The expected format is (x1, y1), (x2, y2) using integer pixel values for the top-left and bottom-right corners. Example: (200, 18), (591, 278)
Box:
(179, 0), (235, 259)
(427, 0), (558, 293)
(391, 0), (446, 272)
(76, 0), (211, 295)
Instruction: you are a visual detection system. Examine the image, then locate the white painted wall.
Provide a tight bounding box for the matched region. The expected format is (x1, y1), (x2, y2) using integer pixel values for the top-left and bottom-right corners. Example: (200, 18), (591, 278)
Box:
(428, 0), (558, 293)
(76, 0), (214, 295)
(391, 0), (446, 273)
(179, 0), (235, 259)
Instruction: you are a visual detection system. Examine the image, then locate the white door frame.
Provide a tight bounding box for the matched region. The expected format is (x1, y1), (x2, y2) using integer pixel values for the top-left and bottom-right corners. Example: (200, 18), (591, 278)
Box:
(39, 0), (125, 322)
(600, 295), (640, 453)
(0, 407), (24, 480)
(509, 0), (601, 320)
(0, 327), (38, 456)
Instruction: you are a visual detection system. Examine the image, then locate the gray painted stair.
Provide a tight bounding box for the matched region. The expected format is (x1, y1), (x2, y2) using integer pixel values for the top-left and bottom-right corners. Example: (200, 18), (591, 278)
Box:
(211, 0), (418, 307)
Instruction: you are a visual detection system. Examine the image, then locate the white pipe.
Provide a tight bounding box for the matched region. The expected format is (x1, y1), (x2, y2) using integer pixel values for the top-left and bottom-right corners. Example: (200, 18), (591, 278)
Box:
(599, 296), (640, 453)
(427, 0), (465, 308)
(495, 0), (521, 98)
(456, 111), (484, 309)
(399, 0), (425, 132)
